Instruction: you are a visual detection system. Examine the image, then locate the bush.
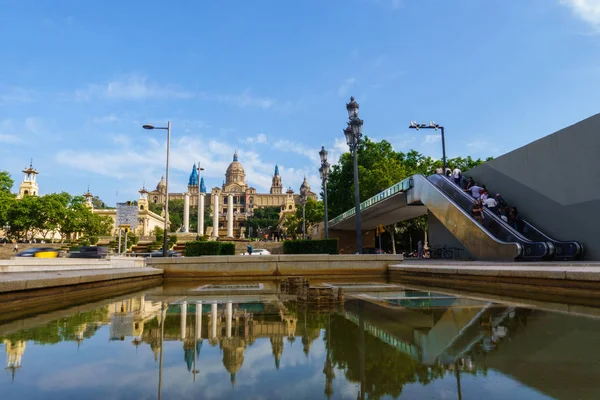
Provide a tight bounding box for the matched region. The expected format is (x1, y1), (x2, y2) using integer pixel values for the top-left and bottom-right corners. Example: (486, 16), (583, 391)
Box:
(283, 239), (339, 255)
(218, 242), (235, 255)
(184, 241), (236, 256)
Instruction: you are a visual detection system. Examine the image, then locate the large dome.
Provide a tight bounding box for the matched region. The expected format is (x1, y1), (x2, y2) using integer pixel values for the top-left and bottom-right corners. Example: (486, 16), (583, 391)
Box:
(225, 152), (246, 185)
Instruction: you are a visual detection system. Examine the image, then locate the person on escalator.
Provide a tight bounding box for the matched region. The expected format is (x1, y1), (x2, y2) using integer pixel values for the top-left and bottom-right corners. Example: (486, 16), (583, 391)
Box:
(452, 167), (462, 186)
(484, 196), (498, 214)
(508, 207), (520, 231)
(465, 177), (474, 190)
(472, 199), (484, 223)
(496, 194), (508, 209)
(465, 183), (483, 199)
(480, 186), (489, 201)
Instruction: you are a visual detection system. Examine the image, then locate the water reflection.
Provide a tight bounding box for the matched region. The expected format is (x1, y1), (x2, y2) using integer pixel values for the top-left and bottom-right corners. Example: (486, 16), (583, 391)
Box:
(1, 286), (600, 399)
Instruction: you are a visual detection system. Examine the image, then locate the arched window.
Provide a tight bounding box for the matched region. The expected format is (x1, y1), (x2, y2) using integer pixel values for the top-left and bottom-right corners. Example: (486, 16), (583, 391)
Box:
(153, 196), (158, 204)
(24, 190), (29, 195)
(140, 205), (145, 211)
(288, 205), (292, 210)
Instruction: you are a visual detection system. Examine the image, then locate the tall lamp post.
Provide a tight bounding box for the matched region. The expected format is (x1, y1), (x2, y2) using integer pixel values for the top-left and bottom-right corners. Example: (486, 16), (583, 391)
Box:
(319, 146), (330, 239)
(409, 121), (447, 173)
(300, 186), (308, 240)
(143, 122), (171, 257)
(344, 97), (363, 254)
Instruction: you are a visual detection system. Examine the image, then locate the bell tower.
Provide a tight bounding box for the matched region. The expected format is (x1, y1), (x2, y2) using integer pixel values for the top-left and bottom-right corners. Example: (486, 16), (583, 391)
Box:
(270, 165), (283, 194)
(17, 160), (39, 199)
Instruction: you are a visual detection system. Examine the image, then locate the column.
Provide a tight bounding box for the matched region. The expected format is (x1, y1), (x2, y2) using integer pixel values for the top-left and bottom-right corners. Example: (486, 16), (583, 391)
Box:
(183, 193), (190, 233)
(144, 219), (149, 236)
(211, 302), (218, 339)
(180, 301), (187, 340)
(212, 194), (219, 238)
(227, 194), (234, 238)
(195, 301), (203, 340)
(198, 193), (205, 236)
(226, 301), (233, 338)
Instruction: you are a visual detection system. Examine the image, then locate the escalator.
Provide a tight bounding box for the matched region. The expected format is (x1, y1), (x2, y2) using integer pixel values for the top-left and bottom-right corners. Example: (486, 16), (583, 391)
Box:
(407, 174), (545, 261)
(428, 174), (551, 260)
(455, 178), (583, 261)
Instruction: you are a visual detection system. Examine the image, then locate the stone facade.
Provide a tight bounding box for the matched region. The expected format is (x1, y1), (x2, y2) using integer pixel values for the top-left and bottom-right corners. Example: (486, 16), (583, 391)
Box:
(148, 153), (318, 234)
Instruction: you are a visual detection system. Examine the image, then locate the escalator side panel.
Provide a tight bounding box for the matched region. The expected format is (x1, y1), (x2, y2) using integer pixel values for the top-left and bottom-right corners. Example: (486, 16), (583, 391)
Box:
(407, 174), (521, 261)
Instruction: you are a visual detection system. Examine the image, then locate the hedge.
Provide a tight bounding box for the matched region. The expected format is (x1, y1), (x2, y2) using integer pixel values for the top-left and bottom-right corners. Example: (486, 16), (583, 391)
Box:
(283, 238), (339, 255)
(184, 241), (236, 256)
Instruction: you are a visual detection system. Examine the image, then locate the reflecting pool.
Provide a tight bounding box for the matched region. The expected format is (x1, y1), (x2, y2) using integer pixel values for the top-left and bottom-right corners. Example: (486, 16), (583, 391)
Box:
(2, 281), (600, 400)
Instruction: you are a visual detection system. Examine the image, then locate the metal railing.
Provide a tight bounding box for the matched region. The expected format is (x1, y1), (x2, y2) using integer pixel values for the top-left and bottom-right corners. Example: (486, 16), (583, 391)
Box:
(329, 177), (413, 226)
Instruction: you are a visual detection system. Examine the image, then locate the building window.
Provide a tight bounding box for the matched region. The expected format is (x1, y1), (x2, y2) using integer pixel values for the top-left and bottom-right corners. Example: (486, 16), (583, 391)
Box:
(224, 197), (228, 204)
(153, 196), (157, 204)
(241, 208), (245, 213)
(249, 196), (253, 204)
(140, 205), (145, 210)
(288, 205), (292, 210)
(24, 190), (28, 195)
(223, 208), (227, 214)
(240, 197), (245, 204)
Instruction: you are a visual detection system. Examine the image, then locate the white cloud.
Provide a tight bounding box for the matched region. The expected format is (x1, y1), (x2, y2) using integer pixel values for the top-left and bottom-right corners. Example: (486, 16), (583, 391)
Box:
(0, 86), (35, 104)
(0, 134), (22, 144)
(337, 78), (356, 97)
(423, 134), (441, 144)
(215, 89), (275, 109)
(74, 74), (194, 101)
(244, 133), (268, 144)
(561, 0), (600, 30)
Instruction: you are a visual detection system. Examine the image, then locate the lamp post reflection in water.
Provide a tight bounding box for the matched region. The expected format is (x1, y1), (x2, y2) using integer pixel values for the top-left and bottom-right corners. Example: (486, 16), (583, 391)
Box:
(226, 302), (233, 338)
(456, 360), (463, 400)
(193, 301), (202, 381)
(158, 302), (168, 400)
(358, 300), (366, 400)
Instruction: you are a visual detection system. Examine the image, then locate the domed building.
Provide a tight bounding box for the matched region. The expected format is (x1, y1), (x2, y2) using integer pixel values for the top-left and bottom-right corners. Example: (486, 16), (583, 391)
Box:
(148, 152), (317, 238)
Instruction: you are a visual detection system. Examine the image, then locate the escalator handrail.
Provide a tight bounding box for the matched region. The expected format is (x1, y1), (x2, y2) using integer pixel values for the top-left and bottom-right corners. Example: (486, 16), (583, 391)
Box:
(428, 174), (549, 259)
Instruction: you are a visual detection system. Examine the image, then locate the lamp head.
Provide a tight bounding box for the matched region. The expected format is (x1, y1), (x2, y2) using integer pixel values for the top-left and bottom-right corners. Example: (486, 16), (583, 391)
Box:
(142, 124), (155, 130)
(346, 96), (359, 119)
(319, 146), (328, 163)
(344, 124), (354, 147)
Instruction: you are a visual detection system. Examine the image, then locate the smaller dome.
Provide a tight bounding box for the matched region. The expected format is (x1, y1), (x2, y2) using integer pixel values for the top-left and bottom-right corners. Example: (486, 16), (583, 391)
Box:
(157, 176), (166, 190)
(274, 165), (280, 176)
(200, 177), (207, 193)
(300, 176), (310, 193)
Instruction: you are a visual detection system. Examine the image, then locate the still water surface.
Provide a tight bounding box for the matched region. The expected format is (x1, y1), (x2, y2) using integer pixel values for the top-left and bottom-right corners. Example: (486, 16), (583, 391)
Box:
(1, 282), (600, 400)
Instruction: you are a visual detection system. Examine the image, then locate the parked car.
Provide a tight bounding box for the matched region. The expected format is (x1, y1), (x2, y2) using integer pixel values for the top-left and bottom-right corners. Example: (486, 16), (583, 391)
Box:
(16, 247), (59, 258)
(69, 246), (109, 259)
(148, 249), (182, 257)
(240, 248), (272, 256)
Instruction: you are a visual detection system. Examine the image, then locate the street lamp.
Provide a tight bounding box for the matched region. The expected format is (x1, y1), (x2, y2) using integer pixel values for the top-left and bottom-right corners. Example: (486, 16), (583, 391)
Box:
(345, 96), (363, 254)
(300, 185), (308, 240)
(409, 121), (447, 173)
(143, 122), (171, 257)
(319, 146), (330, 239)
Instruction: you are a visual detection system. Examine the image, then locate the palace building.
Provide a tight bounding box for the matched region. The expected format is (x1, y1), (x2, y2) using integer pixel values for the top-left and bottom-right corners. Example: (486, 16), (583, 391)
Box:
(148, 152), (317, 237)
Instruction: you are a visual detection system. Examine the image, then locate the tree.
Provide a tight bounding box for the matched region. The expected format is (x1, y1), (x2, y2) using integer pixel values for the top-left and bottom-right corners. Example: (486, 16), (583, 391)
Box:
(245, 206), (281, 237)
(92, 195), (112, 209)
(37, 193), (70, 241)
(6, 195), (42, 240)
(295, 198), (324, 232)
(0, 191), (16, 230)
(0, 170), (14, 193)
(282, 213), (300, 239)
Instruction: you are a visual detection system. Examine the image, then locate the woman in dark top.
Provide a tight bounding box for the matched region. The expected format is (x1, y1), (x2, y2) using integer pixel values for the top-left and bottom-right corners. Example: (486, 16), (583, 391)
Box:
(472, 199), (484, 223)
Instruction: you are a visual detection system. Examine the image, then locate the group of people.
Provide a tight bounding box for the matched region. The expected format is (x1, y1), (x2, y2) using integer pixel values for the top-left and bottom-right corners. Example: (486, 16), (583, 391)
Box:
(436, 166), (463, 186)
(463, 177), (521, 231)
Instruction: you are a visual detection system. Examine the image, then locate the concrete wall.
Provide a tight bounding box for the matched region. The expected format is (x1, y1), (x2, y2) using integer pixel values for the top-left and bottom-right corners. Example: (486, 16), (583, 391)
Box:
(0, 256), (145, 272)
(147, 254), (403, 278)
(466, 113), (600, 260)
(427, 211), (472, 259)
(328, 229), (376, 254)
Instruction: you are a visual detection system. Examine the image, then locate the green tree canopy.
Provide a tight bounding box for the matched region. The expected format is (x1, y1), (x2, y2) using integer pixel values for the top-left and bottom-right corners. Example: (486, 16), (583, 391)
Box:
(0, 170), (14, 193)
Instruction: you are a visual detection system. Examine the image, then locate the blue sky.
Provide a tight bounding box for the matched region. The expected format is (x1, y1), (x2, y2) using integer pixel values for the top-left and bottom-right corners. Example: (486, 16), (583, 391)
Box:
(1, 0), (599, 205)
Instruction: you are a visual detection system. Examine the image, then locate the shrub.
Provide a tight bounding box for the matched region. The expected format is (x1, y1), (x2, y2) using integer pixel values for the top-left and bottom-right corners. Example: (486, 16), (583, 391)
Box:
(184, 241), (236, 256)
(283, 239), (339, 255)
(218, 242), (235, 255)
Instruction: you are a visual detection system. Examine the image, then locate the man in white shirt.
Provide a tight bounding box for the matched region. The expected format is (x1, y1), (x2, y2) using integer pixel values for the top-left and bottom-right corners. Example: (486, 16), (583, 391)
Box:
(465, 185), (483, 199)
(484, 197), (497, 214)
(435, 167), (443, 174)
(452, 168), (461, 185)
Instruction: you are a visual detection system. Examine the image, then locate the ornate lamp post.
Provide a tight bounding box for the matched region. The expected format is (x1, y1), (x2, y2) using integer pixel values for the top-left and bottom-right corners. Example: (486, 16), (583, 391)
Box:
(409, 121), (447, 173)
(344, 97), (363, 254)
(143, 122), (171, 257)
(319, 146), (330, 239)
(300, 186), (308, 240)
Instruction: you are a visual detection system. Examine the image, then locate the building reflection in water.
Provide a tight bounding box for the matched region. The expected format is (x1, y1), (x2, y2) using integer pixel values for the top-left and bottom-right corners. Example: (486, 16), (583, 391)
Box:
(5, 290), (600, 400)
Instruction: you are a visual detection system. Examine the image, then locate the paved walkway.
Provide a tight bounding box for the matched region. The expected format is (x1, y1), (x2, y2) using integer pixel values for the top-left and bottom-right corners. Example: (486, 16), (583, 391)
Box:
(390, 262), (600, 281)
(0, 267), (163, 293)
